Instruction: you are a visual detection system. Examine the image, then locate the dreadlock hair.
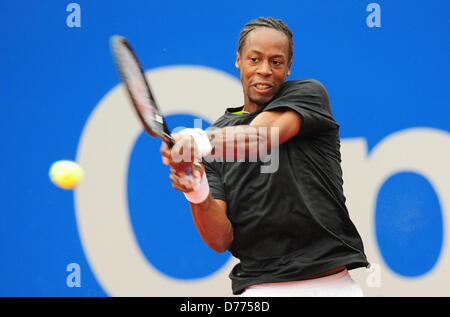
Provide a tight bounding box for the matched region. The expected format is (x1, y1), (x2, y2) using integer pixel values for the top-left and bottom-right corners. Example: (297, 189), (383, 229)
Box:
(237, 17), (294, 62)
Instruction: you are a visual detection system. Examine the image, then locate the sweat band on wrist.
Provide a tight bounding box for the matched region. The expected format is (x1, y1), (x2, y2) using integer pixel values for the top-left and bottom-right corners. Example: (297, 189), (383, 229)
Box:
(183, 172), (210, 204)
(178, 128), (212, 158)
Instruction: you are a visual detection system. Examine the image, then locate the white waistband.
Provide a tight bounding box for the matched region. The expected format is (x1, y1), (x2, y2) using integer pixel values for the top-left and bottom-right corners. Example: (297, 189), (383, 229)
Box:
(241, 269), (364, 297)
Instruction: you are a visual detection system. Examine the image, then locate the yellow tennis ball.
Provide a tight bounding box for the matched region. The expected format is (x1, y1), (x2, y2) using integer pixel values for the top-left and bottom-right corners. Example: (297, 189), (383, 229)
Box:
(49, 160), (84, 190)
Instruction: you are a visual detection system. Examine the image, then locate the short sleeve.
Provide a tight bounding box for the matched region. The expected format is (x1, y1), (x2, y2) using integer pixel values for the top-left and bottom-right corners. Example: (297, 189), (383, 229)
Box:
(202, 158), (227, 202)
(263, 79), (339, 135)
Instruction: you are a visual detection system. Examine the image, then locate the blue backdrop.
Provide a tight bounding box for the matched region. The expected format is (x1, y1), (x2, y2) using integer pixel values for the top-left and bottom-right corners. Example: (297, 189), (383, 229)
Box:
(0, 0), (448, 296)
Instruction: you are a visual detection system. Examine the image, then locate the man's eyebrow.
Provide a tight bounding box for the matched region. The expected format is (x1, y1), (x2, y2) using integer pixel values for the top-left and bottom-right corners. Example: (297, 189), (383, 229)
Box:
(248, 49), (262, 55)
(271, 54), (286, 59)
(247, 50), (286, 59)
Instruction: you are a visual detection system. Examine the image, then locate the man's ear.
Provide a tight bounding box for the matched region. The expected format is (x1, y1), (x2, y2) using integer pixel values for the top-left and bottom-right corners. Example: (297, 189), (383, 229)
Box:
(287, 59), (293, 76)
(235, 52), (241, 70)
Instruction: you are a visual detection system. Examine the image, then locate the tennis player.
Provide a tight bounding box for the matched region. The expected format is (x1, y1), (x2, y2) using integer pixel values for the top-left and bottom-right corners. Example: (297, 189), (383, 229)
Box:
(161, 17), (369, 296)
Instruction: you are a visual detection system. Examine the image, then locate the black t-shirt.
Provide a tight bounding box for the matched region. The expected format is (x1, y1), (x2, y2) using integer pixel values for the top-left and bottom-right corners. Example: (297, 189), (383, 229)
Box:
(203, 79), (369, 295)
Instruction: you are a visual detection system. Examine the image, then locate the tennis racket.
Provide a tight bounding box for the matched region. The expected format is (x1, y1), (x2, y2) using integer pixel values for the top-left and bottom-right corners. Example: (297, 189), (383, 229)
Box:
(110, 35), (197, 185)
(110, 35), (173, 146)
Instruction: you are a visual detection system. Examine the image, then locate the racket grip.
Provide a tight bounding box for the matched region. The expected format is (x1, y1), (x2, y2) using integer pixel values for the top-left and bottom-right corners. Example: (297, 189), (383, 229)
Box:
(179, 167), (201, 189)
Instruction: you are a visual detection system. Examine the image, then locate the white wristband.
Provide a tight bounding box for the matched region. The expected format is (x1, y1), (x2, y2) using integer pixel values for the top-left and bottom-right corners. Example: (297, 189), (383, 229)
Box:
(183, 172), (210, 204)
(178, 128), (212, 158)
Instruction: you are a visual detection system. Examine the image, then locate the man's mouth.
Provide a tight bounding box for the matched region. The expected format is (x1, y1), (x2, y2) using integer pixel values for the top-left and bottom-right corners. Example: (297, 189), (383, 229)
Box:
(252, 82), (273, 94)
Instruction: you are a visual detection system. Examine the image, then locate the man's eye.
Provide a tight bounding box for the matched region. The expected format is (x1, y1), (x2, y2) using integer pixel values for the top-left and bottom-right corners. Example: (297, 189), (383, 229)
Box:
(272, 60), (282, 65)
(250, 57), (259, 62)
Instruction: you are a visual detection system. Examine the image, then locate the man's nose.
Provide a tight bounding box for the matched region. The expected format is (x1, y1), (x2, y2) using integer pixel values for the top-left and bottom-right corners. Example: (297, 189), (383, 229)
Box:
(257, 60), (272, 76)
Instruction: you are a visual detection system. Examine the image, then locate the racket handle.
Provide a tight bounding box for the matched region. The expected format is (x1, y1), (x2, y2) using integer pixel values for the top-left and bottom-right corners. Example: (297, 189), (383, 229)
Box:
(179, 167), (201, 189)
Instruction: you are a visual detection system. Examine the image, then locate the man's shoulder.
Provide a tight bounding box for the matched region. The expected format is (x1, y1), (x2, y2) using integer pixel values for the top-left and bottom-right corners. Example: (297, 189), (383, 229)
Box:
(265, 78), (334, 120)
(209, 114), (229, 129)
(280, 78), (328, 95)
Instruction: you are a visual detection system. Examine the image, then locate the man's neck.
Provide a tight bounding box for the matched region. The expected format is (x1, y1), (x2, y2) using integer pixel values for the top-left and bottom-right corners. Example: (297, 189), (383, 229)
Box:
(243, 103), (264, 114)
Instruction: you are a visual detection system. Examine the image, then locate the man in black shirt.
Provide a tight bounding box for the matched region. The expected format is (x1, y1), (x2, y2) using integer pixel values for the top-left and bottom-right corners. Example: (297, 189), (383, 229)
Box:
(161, 17), (369, 296)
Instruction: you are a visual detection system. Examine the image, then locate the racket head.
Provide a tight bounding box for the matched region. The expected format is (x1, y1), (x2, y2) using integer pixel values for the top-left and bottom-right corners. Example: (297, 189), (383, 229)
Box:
(110, 35), (173, 147)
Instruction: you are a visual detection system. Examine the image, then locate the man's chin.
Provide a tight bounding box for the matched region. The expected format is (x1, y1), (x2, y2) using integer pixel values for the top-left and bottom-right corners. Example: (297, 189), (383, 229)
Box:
(249, 95), (274, 108)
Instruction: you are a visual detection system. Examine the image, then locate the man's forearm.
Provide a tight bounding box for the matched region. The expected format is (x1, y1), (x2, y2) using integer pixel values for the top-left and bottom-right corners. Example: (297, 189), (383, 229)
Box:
(203, 110), (301, 161)
(206, 125), (276, 160)
(189, 194), (233, 253)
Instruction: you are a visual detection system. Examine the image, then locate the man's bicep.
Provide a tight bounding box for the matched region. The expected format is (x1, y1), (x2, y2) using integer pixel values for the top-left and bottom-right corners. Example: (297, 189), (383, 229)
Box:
(250, 110), (302, 145)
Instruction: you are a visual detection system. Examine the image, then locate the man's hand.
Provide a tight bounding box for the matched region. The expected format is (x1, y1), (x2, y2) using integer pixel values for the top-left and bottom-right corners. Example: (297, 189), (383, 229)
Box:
(160, 133), (203, 192)
(169, 163), (204, 193)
